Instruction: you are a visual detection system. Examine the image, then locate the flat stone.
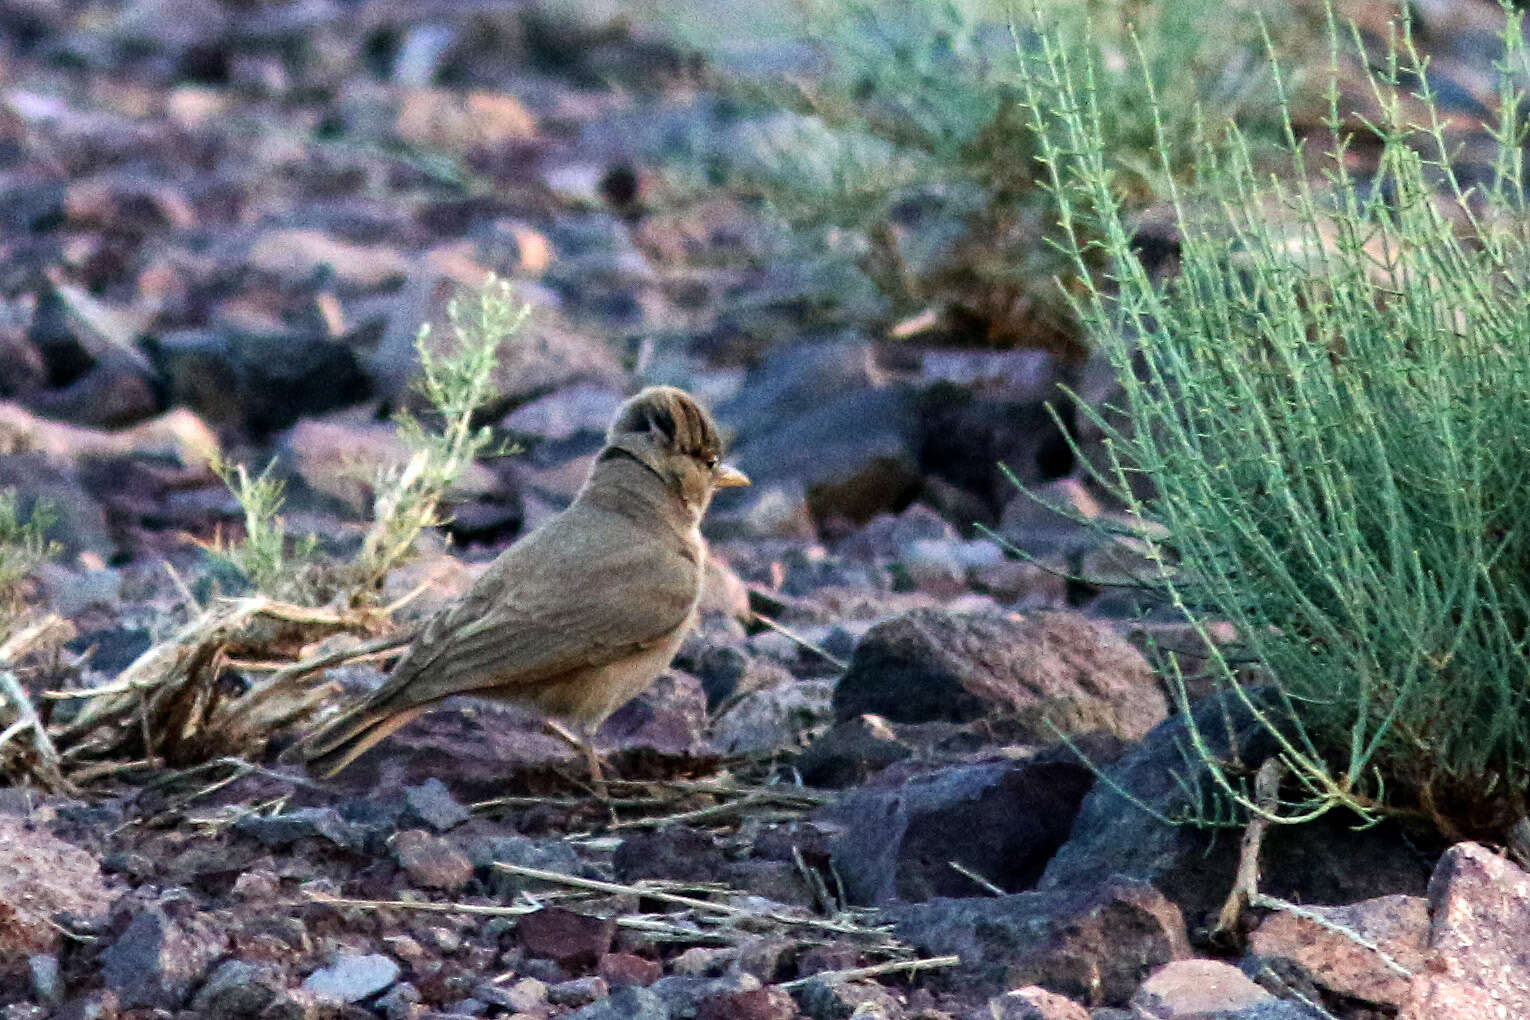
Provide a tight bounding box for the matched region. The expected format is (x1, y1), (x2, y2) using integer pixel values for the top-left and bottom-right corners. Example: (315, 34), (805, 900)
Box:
(402, 778), (472, 832)
(1130, 960), (1273, 1018)
(988, 986), (1090, 1020)
(302, 953), (401, 1003)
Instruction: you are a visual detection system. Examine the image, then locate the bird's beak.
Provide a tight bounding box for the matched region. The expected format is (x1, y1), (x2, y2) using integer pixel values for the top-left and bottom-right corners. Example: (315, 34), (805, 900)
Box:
(712, 464), (751, 488)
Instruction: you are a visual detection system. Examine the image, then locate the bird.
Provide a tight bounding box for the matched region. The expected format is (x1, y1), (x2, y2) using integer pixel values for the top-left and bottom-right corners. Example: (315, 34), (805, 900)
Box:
(296, 385), (750, 788)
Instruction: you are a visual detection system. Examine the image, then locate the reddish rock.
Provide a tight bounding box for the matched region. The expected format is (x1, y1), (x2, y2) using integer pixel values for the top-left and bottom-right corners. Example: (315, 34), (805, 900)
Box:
(518, 908), (616, 972)
(1130, 959), (1274, 1018)
(394, 88), (537, 151)
(1398, 842), (1530, 1019)
(696, 987), (799, 1020)
(598, 952), (663, 987)
(833, 610), (1165, 742)
(1247, 894), (1428, 1010)
(392, 829), (474, 892)
(988, 986), (1090, 1020)
(0, 815), (112, 978)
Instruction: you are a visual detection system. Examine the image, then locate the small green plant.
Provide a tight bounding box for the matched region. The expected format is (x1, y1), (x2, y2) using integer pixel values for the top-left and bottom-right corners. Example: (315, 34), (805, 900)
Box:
(1016, 5), (1530, 837)
(209, 457), (319, 598)
(0, 492), (59, 618)
(354, 275), (529, 594)
(213, 275), (528, 605)
(658, 0), (1304, 351)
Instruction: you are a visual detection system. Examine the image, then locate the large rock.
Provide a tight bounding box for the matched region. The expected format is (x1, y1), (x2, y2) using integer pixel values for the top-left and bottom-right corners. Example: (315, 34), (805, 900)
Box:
(719, 339), (922, 529)
(1398, 842), (1530, 1019)
(817, 758), (1094, 905)
(1040, 691), (1434, 930)
(888, 878), (1190, 1004)
(0, 814), (112, 978)
(915, 383), (1071, 516)
(832, 609), (1165, 743)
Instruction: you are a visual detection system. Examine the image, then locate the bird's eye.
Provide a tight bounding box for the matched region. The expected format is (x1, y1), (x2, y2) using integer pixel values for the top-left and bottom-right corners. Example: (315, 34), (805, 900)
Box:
(706, 457), (719, 470)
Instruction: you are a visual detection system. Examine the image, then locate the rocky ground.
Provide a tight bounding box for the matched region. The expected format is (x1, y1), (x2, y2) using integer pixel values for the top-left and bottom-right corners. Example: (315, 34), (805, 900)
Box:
(1, 0), (1529, 1018)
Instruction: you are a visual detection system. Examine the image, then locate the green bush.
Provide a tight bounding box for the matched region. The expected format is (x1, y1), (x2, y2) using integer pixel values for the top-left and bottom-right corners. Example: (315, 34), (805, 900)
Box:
(211, 276), (527, 606)
(0, 492), (58, 623)
(1018, 6), (1530, 836)
(658, 0), (1303, 350)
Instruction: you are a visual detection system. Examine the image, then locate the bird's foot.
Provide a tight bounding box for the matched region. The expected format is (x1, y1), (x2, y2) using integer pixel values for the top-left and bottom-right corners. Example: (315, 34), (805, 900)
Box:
(545, 720), (611, 801)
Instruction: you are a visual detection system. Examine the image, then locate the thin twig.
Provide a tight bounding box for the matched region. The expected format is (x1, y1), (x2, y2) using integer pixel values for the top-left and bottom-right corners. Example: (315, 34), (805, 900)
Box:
(948, 861), (1005, 896)
(775, 955), (961, 990)
(750, 611), (848, 670)
(490, 862), (893, 940)
(1215, 757), (1284, 939)
(0, 615), (75, 790)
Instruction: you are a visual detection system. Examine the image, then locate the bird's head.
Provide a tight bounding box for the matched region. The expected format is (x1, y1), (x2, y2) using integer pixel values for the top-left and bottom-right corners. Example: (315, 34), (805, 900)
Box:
(603, 385), (749, 516)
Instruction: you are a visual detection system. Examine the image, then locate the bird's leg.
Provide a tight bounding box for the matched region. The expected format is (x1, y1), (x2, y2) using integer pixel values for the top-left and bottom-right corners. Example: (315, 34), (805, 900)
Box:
(544, 720), (610, 800)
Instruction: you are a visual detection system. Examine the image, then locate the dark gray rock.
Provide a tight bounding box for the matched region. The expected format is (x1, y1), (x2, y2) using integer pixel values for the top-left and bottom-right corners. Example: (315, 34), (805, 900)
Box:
(650, 974), (758, 1019)
(402, 777), (472, 832)
(887, 878), (1190, 1004)
(1038, 691), (1433, 930)
(818, 757), (1094, 905)
(190, 960), (280, 1017)
(837, 503), (958, 563)
(233, 806), (365, 851)
(102, 904), (223, 1010)
(27, 955), (60, 1007)
(461, 831), (581, 898)
(568, 985), (671, 1020)
(916, 383), (1070, 517)
(791, 977), (904, 1019)
(614, 827), (728, 885)
(718, 339), (922, 529)
(797, 714), (915, 789)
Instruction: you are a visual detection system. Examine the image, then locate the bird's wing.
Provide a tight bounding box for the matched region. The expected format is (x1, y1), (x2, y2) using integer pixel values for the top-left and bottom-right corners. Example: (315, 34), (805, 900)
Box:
(361, 506), (700, 714)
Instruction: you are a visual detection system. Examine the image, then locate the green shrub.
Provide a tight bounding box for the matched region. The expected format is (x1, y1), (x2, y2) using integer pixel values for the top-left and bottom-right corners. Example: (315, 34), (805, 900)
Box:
(212, 276), (527, 606)
(657, 0), (1303, 351)
(1017, 6), (1530, 836)
(0, 492), (59, 621)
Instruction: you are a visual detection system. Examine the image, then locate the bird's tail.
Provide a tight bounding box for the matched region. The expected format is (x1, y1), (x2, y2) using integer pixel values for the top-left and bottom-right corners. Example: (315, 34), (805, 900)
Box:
(293, 703), (429, 778)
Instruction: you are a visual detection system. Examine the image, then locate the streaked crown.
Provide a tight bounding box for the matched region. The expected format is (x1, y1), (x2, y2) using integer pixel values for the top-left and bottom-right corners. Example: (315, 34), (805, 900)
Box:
(608, 386), (723, 464)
